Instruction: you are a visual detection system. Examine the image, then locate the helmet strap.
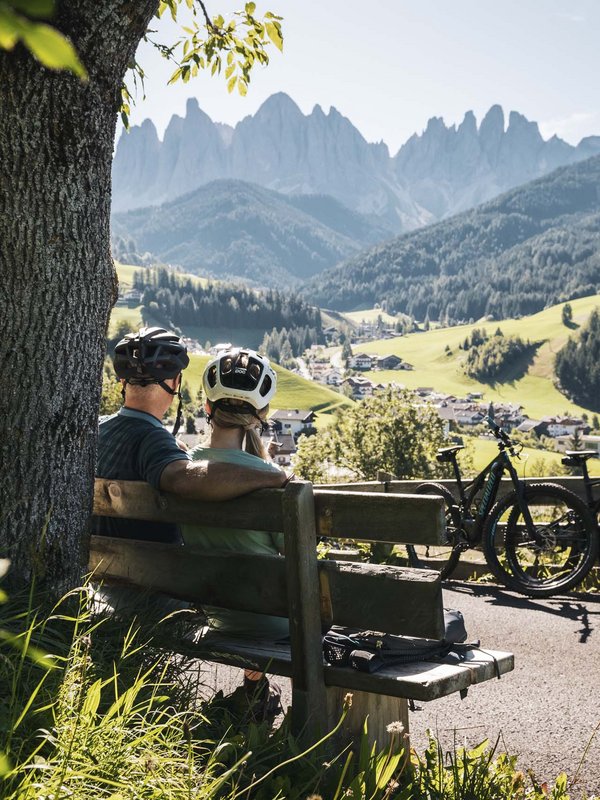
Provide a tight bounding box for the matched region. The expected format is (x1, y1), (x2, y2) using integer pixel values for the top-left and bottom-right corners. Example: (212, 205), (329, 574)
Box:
(171, 394), (184, 437)
(121, 378), (184, 436)
(156, 379), (184, 438)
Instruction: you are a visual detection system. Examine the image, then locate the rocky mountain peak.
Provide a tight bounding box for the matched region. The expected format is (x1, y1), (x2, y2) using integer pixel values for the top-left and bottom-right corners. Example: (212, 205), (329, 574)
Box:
(254, 91), (303, 120)
(112, 96), (597, 231)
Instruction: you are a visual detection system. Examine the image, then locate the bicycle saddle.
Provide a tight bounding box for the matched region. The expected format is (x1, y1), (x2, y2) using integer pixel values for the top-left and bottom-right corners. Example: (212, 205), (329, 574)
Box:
(436, 445), (464, 463)
(562, 450), (598, 462)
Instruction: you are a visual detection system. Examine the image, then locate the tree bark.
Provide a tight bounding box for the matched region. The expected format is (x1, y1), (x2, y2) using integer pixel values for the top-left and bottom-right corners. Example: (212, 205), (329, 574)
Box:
(0, 0), (158, 591)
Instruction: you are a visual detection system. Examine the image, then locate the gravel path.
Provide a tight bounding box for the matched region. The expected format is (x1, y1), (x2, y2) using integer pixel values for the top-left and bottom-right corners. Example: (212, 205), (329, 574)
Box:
(410, 583), (600, 797)
(200, 583), (600, 796)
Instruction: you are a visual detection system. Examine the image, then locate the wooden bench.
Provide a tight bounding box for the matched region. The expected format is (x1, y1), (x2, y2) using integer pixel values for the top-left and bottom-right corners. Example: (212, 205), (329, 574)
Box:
(89, 478), (513, 747)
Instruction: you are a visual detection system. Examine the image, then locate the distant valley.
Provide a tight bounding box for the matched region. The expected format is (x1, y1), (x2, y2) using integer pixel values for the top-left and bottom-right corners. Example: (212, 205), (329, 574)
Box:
(111, 95), (600, 319)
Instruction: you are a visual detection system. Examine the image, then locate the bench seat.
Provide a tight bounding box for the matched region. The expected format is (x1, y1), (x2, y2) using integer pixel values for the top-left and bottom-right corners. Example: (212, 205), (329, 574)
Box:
(172, 630), (514, 702)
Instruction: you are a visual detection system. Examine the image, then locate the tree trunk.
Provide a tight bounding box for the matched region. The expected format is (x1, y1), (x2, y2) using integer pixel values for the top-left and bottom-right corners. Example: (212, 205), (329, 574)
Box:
(0, 1), (157, 591)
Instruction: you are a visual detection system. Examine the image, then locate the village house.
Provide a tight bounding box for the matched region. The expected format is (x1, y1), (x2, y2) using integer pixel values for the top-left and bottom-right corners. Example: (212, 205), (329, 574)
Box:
(269, 433), (297, 467)
(269, 409), (317, 439)
(322, 369), (343, 386)
(210, 342), (233, 355)
(348, 353), (375, 371)
(543, 416), (587, 437)
(375, 354), (404, 370)
(516, 419), (549, 437)
(115, 288), (142, 307)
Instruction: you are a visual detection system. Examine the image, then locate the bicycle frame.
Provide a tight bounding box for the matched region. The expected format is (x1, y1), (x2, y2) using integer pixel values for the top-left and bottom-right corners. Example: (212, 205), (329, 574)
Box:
(449, 445), (536, 547)
(577, 458), (600, 510)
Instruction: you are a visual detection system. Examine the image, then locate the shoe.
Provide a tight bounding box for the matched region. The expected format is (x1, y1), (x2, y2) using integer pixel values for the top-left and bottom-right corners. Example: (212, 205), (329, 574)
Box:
(243, 676), (283, 723)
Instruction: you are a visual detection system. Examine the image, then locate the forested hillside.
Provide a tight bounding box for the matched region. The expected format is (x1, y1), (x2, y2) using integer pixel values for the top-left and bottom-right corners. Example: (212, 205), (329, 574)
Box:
(305, 156), (600, 321)
(134, 267), (323, 347)
(555, 308), (600, 411)
(112, 179), (390, 286)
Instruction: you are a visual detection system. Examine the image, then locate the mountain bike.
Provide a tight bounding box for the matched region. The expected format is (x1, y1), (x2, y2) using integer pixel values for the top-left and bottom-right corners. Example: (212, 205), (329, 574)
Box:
(407, 417), (598, 597)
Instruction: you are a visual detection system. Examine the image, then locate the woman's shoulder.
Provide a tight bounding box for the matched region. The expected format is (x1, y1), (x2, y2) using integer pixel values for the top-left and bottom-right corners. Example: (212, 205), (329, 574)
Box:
(189, 446), (280, 472)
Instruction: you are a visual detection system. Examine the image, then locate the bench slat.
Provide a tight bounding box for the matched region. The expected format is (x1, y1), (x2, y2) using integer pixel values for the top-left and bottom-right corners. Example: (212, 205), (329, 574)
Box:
(89, 537), (444, 639)
(168, 632), (514, 702)
(314, 491), (446, 544)
(93, 479), (446, 546)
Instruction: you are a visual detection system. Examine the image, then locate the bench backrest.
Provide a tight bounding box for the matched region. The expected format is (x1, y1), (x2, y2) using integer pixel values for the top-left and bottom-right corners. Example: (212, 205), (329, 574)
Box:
(90, 478), (447, 640)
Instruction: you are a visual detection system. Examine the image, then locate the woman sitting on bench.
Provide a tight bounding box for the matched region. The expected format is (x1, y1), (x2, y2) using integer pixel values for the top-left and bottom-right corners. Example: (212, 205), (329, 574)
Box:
(182, 348), (289, 719)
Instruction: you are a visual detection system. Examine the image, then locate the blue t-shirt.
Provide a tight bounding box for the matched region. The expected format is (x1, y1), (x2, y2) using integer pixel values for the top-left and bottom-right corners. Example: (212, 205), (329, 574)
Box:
(92, 407), (189, 543)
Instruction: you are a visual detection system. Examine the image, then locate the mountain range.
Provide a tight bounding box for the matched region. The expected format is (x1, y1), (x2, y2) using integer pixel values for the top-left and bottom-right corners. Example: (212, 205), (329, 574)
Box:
(112, 93), (600, 232)
(304, 155), (600, 321)
(111, 180), (391, 285)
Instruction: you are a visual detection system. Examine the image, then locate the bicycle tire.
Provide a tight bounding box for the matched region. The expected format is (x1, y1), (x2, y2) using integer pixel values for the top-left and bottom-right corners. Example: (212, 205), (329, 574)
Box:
(482, 482), (598, 597)
(406, 482), (463, 580)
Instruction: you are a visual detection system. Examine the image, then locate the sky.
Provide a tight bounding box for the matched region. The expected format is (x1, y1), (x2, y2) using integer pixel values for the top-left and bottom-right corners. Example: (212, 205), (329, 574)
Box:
(125, 0), (600, 154)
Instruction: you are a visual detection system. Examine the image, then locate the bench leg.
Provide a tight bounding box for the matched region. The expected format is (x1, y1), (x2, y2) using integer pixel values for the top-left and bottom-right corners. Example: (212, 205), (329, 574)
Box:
(325, 687), (410, 755)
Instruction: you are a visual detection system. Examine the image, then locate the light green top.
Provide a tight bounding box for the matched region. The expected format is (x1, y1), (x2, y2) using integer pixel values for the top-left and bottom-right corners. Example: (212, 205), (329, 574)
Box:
(181, 445), (288, 639)
(181, 445), (284, 555)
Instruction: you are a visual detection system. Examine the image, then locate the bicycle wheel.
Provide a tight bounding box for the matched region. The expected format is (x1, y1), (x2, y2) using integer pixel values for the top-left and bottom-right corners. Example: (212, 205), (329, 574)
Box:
(482, 482), (598, 597)
(406, 482), (463, 580)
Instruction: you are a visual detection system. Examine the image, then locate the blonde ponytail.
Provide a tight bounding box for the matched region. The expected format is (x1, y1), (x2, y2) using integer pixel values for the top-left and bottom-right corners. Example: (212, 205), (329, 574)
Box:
(209, 401), (270, 461)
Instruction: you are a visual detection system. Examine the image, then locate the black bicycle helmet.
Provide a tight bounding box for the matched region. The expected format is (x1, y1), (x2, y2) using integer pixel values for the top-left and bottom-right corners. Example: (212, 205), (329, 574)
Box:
(113, 327), (189, 436)
(114, 327), (189, 384)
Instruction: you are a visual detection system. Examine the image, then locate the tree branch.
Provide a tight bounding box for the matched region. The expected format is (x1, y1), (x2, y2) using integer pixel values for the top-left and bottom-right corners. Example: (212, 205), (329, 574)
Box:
(196, 0), (218, 33)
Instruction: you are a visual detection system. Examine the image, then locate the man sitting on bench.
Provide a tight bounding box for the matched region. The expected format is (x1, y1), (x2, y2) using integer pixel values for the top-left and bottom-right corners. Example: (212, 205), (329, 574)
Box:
(92, 327), (288, 546)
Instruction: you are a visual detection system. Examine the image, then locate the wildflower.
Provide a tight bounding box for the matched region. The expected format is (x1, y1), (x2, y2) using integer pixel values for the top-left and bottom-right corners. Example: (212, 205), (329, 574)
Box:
(386, 721), (405, 735)
(344, 692), (353, 708)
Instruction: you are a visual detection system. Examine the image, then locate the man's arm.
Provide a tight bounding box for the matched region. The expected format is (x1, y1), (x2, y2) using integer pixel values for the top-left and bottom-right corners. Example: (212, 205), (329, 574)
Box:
(160, 459), (287, 501)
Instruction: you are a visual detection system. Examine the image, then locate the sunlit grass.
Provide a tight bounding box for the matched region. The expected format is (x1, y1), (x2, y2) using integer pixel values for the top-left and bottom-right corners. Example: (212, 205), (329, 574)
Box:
(342, 294), (600, 419)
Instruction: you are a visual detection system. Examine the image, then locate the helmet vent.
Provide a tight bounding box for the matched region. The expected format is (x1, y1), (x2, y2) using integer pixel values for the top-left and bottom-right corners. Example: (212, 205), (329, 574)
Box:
(260, 375), (272, 397)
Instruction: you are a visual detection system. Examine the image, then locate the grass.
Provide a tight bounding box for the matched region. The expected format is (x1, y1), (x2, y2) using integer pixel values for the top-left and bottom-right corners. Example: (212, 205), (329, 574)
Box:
(0, 581), (574, 800)
(341, 307), (399, 326)
(108, 305), (143, 335)
(115, 262), (210, 291)
(462, 434), (600, 478)
(347, 294), (600, 420)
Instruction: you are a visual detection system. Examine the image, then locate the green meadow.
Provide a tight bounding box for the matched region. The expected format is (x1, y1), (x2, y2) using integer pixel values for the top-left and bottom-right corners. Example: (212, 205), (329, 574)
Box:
(349, 294), (600, 420)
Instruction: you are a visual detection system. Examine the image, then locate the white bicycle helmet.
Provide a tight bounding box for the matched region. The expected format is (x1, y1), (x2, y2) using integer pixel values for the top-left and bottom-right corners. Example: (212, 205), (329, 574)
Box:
(203, 348), (277, 410)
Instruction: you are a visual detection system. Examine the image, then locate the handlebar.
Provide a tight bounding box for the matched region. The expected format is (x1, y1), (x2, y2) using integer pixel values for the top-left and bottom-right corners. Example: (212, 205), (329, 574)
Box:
(485, 415), (519, 457)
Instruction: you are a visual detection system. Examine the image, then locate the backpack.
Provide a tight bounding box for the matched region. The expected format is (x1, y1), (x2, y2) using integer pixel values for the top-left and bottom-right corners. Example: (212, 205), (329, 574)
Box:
(322, 609), (478, 674)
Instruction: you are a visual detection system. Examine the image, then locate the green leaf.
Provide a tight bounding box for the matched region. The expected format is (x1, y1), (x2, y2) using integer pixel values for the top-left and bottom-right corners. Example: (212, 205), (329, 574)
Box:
(467, 738), (490, 759)
(237, 78), (247, 96)
(22, 21), (87, 78)
(0, 630), (56, 667)
(225, 62), (235, 79)
(10, 0), (54, 18)
(0, 753), (11, 777)
(167, 66), (182, 84)
(227, 74), (237, 93)
(245, 2), (256, 14)
(0, 7), (20, 48)
(265, 20), (283, 51)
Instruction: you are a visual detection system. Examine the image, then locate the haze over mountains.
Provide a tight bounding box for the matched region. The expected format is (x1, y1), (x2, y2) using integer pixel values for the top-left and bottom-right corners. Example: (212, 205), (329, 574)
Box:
(112, 93), (600, 232)
(305, 155), (600, 320)
(111, 180), (391, 285)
